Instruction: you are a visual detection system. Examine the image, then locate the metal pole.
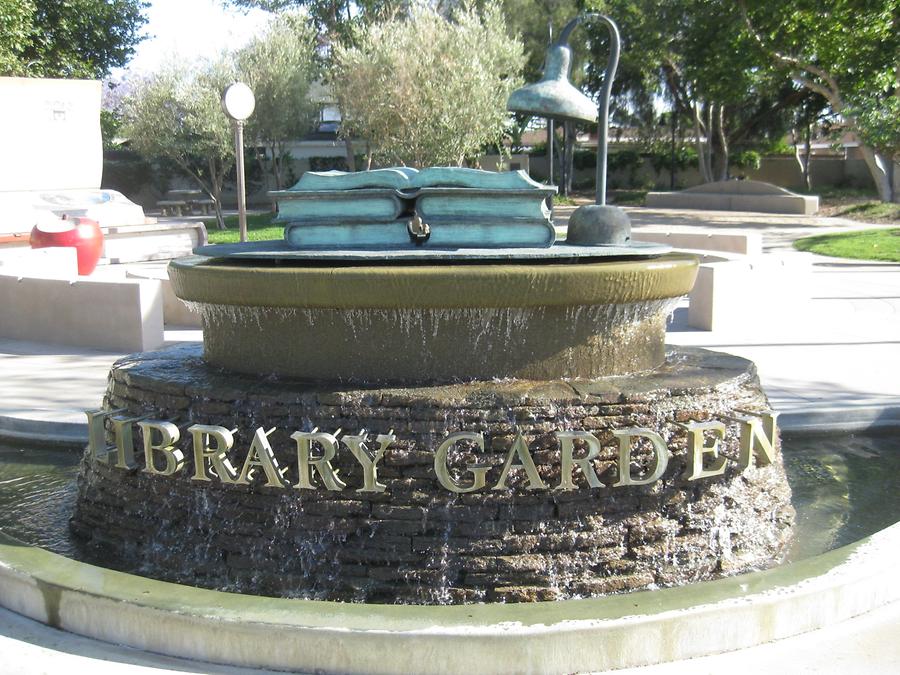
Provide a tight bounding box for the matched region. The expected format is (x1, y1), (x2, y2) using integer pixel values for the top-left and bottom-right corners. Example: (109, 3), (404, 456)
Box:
(235, 120), (248, 243)
(548, 120), (554, 186)
(593, 16), (620, 206)
(547, 21), (555, 189)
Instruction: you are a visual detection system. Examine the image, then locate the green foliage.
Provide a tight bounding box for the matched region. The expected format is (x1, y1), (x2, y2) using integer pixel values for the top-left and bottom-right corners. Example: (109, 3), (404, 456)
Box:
(330, 2), (524, 167)
(236, 11), (320, 188)
(101, 147), (160, 200)
(123, 59), (237, 228)
(125, 60), (235, 171)
(607, 150), (642, 172)
(644, 144), (697, 174)
(741, 0), (898, 103)
(224, 0), (407, 42)
(741, 0), (899, 200)
(99, 109), (121, 150)
(609, 189), (647, 206)
(764, 138), (795, 156)
(732, 150), (761, 171)
(847, 96), (900, 158)
(494, 0), (587, 84)
(585, 0), (797, 181)
(572, 149), (596, 170)
(0, 0), (34, 75)
(794, 228), (900, 262)
(0, 0), (147, 78)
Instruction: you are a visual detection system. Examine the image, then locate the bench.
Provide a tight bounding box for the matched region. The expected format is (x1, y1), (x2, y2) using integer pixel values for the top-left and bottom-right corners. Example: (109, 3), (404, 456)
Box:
(157, 199), (187, 216)
(158, 197), (215, 216)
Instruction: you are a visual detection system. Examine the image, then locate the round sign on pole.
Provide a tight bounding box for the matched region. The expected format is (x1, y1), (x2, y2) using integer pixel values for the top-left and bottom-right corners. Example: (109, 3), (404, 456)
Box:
(222, 82), (255, 121)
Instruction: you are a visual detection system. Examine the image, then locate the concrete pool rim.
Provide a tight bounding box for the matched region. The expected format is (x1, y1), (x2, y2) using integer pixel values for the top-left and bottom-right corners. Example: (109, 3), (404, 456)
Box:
(0, 521), (898, 674)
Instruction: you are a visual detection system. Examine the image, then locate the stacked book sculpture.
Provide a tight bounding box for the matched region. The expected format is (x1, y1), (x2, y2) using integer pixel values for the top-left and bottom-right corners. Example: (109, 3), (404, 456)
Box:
(270, 167), (557, 249)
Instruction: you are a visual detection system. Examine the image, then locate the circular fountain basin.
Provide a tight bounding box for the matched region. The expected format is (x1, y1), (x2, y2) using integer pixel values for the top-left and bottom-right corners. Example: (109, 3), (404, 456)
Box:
(6, 412), (899, 673)
(1, 524), (898, 674)
(168, 249), (697, 382)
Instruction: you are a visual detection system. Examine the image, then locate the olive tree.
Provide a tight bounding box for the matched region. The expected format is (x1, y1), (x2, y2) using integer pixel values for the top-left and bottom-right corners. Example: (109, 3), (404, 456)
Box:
(123, 59), (236, 229)
(330, 1), (524, 168)
(236, 11), (320, 189)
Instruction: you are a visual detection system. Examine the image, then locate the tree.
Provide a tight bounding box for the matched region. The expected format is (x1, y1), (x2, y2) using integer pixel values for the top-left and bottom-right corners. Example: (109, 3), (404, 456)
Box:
(584, 0), (800, 184)
(330, 2), (524, 168)
(0, 0), (34, 75)
(225, 0), (407, 42)
(739, 0), (900, 202)
(0, 0), (147, 78)
(236, 11), (321, 189)
(123, 59), (236, 229)
(789, 93), (831, 192)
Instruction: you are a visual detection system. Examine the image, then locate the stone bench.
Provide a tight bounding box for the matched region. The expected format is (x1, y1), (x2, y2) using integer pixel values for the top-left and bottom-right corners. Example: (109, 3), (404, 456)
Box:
(126, 266), (201, 327)
(0, 265), (164, 351)
(633, 228), (762, 256)
(157, 200), (188, 216)
(192, 198), (215, 215)
(687, 255), (810, 331)
(102, 221), (208, 264)
(646, 180), (818, 215)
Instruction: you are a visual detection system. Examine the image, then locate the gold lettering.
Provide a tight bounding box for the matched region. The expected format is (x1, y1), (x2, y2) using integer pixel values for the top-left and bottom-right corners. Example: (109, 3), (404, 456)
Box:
(433, 432), (489, 494)
(611, 428), (669, 487)
(139, 420), (184, 476)
(342, 430), (393, 493)
(682, 421), (727, 481)
(188, 424), (239, 483)
(109, 415), (146, 469)
(734, 412), (779, 468)
(291, 431), (347, 491)
(236, 427), (287, 488)
(556, 431), (606, 490)
(85, 408), (126, 464)
(493, 433), (547, 491)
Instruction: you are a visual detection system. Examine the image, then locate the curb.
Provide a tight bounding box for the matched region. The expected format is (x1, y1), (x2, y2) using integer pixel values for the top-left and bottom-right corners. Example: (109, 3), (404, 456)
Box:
(0, 524), (898, 674)
(0, 415), (87, 448)
(779, 406), (900, 434)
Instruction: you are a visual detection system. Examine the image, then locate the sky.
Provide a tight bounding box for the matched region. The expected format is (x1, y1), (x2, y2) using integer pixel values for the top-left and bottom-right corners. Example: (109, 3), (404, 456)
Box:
(115, 0), (272, 77)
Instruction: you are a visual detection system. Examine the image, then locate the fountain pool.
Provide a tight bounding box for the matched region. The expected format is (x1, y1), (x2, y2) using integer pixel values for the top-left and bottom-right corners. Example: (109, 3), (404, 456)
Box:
(0, 432), (898, 672)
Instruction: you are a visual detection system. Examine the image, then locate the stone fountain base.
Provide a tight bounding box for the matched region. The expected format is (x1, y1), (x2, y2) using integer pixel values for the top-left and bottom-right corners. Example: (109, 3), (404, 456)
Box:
(71, 344), (794, 604)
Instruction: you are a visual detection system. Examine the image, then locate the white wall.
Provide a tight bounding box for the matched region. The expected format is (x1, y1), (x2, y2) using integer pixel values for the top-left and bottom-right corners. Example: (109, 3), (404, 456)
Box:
(0, 77), (103, 191)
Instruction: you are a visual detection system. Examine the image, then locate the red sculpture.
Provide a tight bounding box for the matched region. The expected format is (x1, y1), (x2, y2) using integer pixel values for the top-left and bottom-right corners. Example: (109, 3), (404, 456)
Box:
(30, 216), (104, 276)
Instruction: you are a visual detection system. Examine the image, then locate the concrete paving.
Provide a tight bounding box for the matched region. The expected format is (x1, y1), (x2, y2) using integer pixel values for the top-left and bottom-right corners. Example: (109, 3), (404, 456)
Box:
(0, 205), (898, 672)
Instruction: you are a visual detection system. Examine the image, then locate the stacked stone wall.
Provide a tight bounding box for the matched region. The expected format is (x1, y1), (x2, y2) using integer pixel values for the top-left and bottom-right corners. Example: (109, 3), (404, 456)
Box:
(71, 344), (794, 603)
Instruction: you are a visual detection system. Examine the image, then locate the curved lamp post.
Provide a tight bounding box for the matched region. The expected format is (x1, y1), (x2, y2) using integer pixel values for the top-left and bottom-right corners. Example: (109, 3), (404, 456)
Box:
(222, 82), (256, 243)
(507, 14), (631, 246)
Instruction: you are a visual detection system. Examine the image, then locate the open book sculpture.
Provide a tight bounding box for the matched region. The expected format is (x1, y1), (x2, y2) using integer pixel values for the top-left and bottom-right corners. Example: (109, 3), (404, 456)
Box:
(270, 167), (557, 249)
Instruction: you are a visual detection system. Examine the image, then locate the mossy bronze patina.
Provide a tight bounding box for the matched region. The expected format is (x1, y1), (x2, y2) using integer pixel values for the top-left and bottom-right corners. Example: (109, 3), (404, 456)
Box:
(72, 167), (794, 603)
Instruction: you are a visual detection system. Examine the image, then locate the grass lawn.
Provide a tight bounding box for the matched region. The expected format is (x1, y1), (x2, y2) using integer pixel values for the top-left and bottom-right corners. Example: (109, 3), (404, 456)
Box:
(204, 213), (281, 244)
(794, 227), (900, 262)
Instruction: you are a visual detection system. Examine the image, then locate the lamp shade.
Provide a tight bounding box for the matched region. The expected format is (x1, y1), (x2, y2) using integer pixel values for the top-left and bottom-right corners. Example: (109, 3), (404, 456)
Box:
(506, 43), (597, 124)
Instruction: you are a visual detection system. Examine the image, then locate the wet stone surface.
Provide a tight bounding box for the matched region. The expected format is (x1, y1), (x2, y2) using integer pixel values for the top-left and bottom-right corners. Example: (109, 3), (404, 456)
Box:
(70, 344), (795, 604)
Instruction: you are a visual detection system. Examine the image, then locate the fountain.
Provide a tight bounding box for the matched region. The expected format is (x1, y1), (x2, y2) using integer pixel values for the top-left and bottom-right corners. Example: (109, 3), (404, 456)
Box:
(62, 160), (796, 605)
